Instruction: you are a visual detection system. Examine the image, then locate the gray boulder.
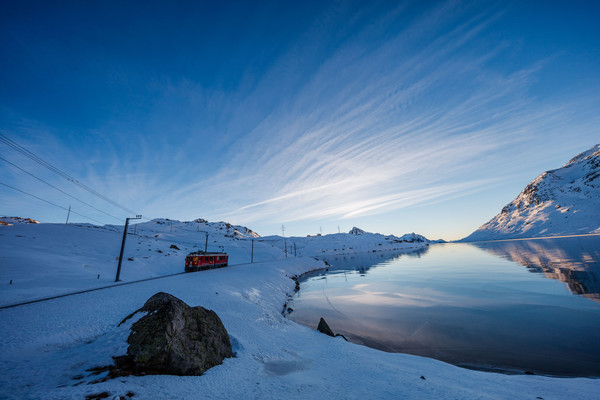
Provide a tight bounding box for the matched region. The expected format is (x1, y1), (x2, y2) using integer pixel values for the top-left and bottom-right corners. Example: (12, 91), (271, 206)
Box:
(116, 292), (233, 376)
(317, 317), (335, 337)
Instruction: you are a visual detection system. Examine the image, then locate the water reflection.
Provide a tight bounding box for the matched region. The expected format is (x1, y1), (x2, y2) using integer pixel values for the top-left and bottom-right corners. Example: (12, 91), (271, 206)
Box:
(318, 247), (430, 276)
(288, 237), (600, 377)
(473, 236), (600, 302)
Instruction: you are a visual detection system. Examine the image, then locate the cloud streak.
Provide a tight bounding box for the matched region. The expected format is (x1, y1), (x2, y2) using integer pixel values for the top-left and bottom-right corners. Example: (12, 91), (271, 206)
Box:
(126, 1), (598, 233)
(197, 7), (538, 225)
(2, 1), (599, 238)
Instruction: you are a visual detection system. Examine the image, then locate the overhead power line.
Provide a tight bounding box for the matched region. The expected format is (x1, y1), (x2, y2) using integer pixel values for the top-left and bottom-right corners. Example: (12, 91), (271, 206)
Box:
(0, 181), (105, 224)
(0, 156), (123, 222)
(0, 134), (136, 214)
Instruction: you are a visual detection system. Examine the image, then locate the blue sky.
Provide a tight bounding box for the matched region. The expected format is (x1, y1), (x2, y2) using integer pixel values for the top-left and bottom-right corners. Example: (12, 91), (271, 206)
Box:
(1, 0), (599, 240)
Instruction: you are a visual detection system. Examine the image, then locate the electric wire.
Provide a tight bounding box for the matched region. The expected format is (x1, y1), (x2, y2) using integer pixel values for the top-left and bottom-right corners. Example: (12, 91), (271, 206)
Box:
(0, 156), (123, 222)
(0, 181), (105, 224)
(0, 134), (136, 214)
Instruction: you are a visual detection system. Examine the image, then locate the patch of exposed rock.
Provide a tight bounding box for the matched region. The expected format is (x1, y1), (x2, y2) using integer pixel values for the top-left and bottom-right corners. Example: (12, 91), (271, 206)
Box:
(115, 292), (233, 376)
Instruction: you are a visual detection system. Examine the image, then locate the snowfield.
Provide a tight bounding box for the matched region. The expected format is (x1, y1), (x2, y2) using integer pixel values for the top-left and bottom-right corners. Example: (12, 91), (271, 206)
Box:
(1, 220), (599, 399)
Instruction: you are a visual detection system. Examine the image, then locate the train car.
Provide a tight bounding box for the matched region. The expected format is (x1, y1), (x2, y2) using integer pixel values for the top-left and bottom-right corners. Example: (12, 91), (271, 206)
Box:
(185, 251), (229, 272)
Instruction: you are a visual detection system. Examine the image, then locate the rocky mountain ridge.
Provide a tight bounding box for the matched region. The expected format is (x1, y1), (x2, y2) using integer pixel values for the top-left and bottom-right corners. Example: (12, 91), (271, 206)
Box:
(463, 144), (600, 241)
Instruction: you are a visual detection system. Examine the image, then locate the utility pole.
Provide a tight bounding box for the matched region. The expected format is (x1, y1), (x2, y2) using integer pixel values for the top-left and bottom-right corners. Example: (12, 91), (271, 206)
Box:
(198, 231), (209, 252)
(294, 242), (297, 257)
(284, 240), (287, 258)
(115, 215), (142, 282)
(65, 205), (71, 224)
(251, 239), (254, 263)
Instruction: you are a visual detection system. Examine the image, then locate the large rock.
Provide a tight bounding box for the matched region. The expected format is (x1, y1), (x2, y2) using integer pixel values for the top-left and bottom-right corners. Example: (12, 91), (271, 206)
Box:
(117, 292), (233, 376)
(317, 317), (335, 337)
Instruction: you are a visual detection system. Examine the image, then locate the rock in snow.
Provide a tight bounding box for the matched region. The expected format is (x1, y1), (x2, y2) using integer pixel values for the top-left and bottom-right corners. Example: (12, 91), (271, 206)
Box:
(317, 317), (336, 337)
(348, 227), (367, 235)
(116, 292), (233, 376)
(463, 144), (600, 241)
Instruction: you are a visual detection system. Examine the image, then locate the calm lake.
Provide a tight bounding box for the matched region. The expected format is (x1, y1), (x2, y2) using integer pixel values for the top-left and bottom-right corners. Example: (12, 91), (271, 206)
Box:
(287, 235), (600, 377)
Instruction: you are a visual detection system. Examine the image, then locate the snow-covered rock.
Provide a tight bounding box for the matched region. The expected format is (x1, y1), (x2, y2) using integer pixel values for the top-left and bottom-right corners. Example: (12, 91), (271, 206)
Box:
(348, 227), (366, 235)
(463, 144), (600, 241)
(0, 216), (39, 225)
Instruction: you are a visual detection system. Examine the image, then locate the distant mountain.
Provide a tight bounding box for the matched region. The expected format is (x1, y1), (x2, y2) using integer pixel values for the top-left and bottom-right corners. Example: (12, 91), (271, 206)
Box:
(398, 232), (429, 243)
(262, 228), (433, 257)
(348, 227), (438, 242)
(463, 144), (600, 241)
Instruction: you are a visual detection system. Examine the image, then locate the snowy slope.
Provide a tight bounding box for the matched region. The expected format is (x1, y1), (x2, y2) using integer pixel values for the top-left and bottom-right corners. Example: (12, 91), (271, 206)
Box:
(0, 218), (282, 306)
(463, 144), (600, 241)
(1, 241), (599, 399)
(262, 227), (433, 257)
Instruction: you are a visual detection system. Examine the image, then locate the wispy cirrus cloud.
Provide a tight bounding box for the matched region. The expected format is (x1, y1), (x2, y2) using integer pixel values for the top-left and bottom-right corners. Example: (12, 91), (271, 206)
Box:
(152, 2), (597, 230)
(3, 1), (599, 238)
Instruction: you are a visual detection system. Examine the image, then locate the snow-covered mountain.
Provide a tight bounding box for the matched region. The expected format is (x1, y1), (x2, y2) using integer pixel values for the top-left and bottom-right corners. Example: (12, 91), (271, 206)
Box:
(263, 229), (433, 257)
(463, 144), (600, 241)
(398, 232), (430, 242)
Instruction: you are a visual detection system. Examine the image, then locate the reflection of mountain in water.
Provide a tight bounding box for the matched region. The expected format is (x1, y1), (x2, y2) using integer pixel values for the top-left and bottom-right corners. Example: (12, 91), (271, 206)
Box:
(318, 247), (430, 275)
(473, 236), (600, 301)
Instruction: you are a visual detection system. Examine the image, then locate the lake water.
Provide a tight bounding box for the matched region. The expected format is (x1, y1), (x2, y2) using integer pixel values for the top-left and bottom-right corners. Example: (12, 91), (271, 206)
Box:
(287, 235), (600, 377)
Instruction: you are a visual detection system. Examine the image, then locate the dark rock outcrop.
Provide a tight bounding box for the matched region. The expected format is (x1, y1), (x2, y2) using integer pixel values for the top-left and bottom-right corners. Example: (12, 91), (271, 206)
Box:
(316, 317), (348, 341)
(116, 292), (233, 376)
(317, 317), (335, 337)
(348, 227), (366, 235)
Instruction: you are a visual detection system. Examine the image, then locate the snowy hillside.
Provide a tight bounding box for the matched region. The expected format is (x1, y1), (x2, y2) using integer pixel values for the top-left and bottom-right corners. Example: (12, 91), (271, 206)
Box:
(0, 218), (280, 306)
(262, 227), (433, 257)
(463, 144), (600, 241)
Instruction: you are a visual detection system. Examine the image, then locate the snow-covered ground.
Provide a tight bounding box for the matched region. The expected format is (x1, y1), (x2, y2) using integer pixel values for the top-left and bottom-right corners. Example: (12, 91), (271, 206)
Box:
(0, 218), (283, 306)
(463, 144), (600, 241)
(1, 220), (599, 399)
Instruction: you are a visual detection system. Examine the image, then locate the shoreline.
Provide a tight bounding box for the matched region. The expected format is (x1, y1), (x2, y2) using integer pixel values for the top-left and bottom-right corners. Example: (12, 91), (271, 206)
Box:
(284, 245), (600, 381)
(2, 253), (600, 398)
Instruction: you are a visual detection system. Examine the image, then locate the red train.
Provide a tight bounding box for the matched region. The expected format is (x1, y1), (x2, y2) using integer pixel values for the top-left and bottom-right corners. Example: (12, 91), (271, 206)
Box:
(185, 251), (229, 272)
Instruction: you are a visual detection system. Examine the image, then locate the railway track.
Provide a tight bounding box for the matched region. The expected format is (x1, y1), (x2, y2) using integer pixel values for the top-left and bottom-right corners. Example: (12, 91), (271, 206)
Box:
(0, 272), (189, 310)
